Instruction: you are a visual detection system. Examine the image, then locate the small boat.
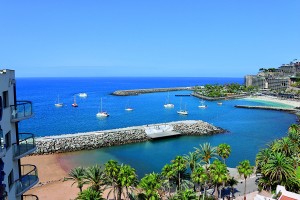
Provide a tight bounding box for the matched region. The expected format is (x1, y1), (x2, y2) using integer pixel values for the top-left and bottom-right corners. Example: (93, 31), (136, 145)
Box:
(198, 100), (207, 108)
(164, 92), (174, 108)
(72, 96), (78, 107)
(96, 98), (109, 117)
(79, 93), (88, 98)
(217, 102), (223, 105)
(55, 95), (63, 107)
(125, 100), (134, 111)
(177, 98), (188, 115)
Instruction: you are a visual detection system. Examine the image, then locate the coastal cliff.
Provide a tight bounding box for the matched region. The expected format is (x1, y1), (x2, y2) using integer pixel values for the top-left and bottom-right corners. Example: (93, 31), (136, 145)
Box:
(33, 120), (225, 155)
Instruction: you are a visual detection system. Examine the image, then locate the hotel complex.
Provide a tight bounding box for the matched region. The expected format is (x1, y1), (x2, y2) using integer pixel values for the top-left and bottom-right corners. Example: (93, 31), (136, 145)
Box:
(0, 69), (38, 200)
(245, 60), (300, 91)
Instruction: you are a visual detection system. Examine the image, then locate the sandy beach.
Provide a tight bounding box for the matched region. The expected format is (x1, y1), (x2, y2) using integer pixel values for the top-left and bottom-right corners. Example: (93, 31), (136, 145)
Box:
(243, 95), (300, 108)
(22, 154), (81, 200)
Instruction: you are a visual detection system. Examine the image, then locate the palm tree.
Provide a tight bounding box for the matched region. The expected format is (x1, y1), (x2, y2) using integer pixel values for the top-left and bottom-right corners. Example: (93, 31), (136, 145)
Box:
(237, 160), (254, 200)
(194, 143), (217, 168)
(191, 166), (208, 200)
(172, 189), (197, 200)
(65, 166), (87, 192)
(139, 172), (161, 200)
(84, 165), (105, 192)
(104, 160), (121, 199)
(217, 143), (231, 164)
(256, 148), (272, 173)
(161, 163), (176, 197)
(184, 152), (199, 191)
(262, 152), (295, 186)
(118, 164), (138, 199)
(226, 177), (238, 199)
(272, 137), (297, 157)
(209, 160), (228, 199)
(184, 151), (199, 173)
(171, 156), (187, 191)
(76, 188), (104, 200)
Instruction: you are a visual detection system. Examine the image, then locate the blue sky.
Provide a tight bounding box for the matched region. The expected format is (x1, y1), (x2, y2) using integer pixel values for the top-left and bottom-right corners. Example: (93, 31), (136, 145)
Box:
(0, 1), (299, 77)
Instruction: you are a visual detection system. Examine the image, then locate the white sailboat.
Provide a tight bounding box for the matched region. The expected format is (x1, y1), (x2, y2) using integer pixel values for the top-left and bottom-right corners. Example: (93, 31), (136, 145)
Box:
(96, 98), (109, 117)
(55, 95), (63, 107)
(125, 101), (134, 111)
(217, 102), (223, 105)
(164, 92), (174, 108)
(198, 100), (207, 108)
(177, 98), (188, 115)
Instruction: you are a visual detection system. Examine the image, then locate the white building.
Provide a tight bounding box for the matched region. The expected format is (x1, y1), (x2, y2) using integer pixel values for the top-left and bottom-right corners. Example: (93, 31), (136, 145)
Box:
(0, 69), (38, 200)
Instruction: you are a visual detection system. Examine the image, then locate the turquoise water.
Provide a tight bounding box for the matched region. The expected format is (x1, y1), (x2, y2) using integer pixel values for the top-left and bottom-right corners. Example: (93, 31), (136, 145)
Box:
(57, 98), (296, 178)
(16, 78), (297, 177)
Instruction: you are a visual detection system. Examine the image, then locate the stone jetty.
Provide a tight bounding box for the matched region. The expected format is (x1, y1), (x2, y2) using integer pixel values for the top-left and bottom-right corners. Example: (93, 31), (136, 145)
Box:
(112, 87), (193, 96)
(33, 120), (225, 155)
(235, 105), (298, 113)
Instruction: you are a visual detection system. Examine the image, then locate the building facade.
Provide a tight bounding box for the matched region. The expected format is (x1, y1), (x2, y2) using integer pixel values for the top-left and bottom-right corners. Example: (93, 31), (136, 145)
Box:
(0, 69), (38, 200)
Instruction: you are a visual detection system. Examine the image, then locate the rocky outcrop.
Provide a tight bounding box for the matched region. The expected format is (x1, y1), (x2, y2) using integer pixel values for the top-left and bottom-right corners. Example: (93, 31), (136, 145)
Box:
(112, 87), (193, 96)
(172, 121), (225, 135)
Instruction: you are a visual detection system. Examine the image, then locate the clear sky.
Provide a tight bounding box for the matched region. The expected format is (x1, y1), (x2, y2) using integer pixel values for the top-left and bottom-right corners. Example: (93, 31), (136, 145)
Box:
(0, 1), (299, 77)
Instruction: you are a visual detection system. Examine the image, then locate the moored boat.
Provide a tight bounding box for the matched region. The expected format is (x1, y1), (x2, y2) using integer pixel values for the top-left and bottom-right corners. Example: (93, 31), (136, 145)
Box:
(55, 95), (63, 107)
(79, 93), (88, 98)
(96, 98), (109, 117)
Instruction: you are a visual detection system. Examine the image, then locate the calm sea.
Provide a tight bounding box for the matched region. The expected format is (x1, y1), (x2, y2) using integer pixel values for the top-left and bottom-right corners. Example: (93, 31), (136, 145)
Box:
(16, 77), (297, 177)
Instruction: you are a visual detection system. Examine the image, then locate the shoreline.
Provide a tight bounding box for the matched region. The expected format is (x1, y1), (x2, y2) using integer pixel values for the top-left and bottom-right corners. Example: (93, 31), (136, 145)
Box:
(243, 95), (300, 108)
(23, 153), (245, 200)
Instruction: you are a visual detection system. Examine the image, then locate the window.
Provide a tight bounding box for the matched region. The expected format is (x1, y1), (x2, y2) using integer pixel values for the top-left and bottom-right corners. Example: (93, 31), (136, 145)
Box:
(2, 91), (8, 108)
(5, 132), (11, 150)
(8, 170), (13, 190)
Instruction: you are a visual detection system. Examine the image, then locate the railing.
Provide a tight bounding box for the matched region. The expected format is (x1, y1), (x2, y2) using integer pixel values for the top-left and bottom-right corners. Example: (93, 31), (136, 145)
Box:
(10, 101), (33, 122)
(22, 194), (39, 200)
(13, 133), (36, 160)
(15, 164), (39, 196)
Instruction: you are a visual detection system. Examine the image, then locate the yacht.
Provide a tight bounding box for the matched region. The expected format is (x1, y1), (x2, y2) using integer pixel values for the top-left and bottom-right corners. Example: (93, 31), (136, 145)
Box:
(55, 95), (63, 107)
(177, 98), (188, 115)
(198, 100), (207, 108)
(96, 98), (109, 117)
(72, 96), (78, 107)
(79, 93), (88, 98)
(164, 92), (174, 108)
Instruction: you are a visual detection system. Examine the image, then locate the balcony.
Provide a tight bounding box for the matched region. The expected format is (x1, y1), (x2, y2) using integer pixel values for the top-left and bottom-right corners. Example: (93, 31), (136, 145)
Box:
(15, 164), (39, 197)
(13, 133), (36, 160)
(22, 195), (39, 200)
(10, 101), (33, 122)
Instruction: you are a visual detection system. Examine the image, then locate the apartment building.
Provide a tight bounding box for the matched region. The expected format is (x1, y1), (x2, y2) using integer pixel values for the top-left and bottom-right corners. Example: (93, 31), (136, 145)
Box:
(0, 69), (38, 200)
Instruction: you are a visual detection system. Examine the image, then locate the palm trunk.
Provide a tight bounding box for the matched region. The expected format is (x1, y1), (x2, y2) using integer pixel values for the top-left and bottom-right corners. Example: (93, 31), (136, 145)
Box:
(214, 184), (218, 199)
(202, 182), (206, 200)
(244, 178), (247, 200)
(117, 185), (122, 200)
(178, 172), (181, 191)
(126, 186), (129, 200)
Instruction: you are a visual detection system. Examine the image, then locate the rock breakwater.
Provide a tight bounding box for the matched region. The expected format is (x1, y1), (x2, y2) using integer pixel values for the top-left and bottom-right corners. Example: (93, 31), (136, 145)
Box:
(173, 121), (225, 135)
(112, 87), (193, 96)
(34, 129), (148, 155)
(33, 120), (225, 155)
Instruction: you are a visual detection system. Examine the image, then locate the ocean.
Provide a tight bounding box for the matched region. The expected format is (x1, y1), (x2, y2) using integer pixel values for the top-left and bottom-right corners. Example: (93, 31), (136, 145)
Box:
(16, 77), (297, 177)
